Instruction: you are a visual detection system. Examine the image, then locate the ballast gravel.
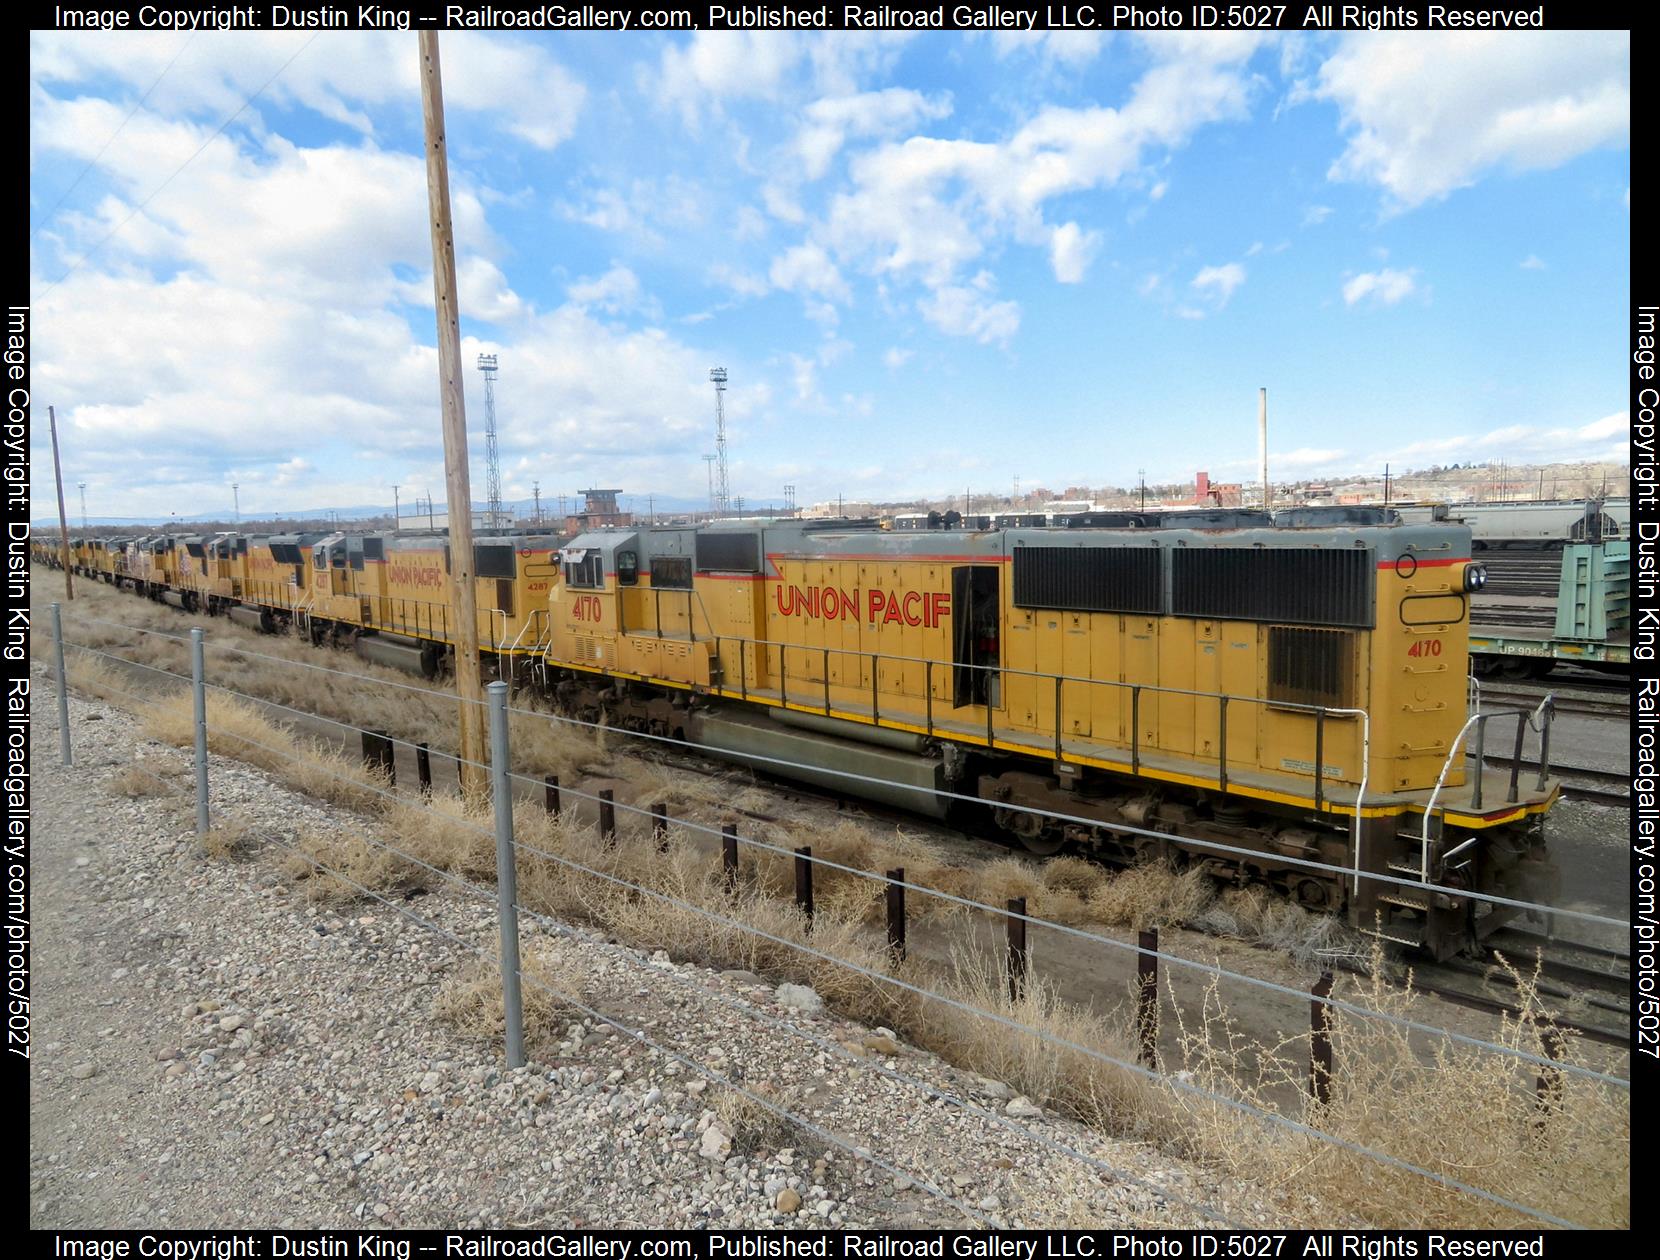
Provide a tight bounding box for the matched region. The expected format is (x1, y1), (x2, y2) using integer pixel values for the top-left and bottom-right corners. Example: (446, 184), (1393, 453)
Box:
(28, 679), (1276, 1229)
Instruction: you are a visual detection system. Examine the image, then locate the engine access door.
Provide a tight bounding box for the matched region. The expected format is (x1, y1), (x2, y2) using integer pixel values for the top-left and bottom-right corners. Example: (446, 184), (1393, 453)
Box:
(951, 565), (1000, 708)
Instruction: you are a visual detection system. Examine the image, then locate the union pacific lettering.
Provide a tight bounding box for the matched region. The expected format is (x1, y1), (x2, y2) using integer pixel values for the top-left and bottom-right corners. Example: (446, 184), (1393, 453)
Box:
(774, 583), (949, 628)
(389, 561), (446, 590)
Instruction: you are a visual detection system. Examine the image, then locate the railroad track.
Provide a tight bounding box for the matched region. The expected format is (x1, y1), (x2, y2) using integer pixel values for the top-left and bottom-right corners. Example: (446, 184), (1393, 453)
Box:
(1480, 755), (1630, 807)
(1476, 683), (1628, 721)
(1414, 928), (1631, 1047)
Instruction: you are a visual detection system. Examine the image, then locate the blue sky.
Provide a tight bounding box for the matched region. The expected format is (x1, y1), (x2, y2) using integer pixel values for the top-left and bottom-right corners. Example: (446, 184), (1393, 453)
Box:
(29, 29), (1630, 519)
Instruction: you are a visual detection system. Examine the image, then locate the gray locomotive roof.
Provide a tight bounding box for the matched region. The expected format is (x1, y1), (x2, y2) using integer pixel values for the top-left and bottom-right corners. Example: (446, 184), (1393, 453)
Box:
(561, 519), (1471, 576)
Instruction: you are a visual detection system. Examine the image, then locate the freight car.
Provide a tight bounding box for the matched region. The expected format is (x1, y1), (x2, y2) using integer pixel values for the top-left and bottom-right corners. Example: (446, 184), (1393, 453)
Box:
(538, 514), (1560, 959)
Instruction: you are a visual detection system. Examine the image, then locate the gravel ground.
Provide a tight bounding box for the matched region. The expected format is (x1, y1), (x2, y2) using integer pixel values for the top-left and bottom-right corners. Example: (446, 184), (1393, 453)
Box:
(28, 679), (1271, 1230)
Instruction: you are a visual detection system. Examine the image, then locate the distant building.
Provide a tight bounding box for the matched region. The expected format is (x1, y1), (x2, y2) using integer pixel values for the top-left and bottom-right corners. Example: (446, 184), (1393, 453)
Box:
(565, 488), (633, 534)
(1193, 471), (1243, 507)
(804, 500), (876, 518)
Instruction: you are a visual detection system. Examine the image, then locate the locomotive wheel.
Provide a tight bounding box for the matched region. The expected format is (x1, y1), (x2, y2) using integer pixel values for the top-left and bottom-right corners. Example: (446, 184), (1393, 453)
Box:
(1017, 829), (1067, 856)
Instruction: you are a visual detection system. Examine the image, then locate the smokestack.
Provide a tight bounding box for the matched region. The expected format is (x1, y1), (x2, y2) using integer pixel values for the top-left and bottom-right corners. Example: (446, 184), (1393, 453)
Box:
(1258, 387), (1269, 511)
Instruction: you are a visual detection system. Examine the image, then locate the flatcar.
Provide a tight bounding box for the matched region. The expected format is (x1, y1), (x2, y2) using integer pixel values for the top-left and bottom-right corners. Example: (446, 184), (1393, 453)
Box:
(538, 514), (1561, 958)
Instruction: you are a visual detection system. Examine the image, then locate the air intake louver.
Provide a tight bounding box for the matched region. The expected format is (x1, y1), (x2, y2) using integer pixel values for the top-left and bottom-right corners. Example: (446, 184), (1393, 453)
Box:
(1173, 548), (1373, 628)
(1013, 547), (1162, 614)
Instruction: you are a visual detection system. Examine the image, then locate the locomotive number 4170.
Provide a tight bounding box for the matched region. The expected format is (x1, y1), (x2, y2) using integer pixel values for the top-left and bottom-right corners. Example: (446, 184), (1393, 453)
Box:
(1406, 639), (1443, 658)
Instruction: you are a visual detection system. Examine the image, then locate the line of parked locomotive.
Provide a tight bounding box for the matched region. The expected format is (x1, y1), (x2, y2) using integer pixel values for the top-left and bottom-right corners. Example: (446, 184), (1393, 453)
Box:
(38, 506), (1560, 959)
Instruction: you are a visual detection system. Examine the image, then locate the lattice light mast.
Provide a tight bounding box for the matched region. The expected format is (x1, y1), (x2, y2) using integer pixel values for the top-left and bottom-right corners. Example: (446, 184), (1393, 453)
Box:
(478, 353), (503, 526)
(78, 481), (87, 532)
(710, 367), (731, 518)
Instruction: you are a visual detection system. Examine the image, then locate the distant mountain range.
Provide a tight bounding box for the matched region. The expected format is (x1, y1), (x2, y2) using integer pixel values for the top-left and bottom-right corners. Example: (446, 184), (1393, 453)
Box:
(33, 492), (752, 529)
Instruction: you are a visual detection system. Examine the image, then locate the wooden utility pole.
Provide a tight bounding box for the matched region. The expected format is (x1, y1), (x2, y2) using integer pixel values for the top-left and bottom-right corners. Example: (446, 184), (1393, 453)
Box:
(419, 32), (486, 794)
(48, 406), (73, 600)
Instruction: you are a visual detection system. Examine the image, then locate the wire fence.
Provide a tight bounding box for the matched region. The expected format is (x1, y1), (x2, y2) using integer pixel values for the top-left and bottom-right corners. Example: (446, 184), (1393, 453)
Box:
(70, 608), (1629, 931)
(40, 602), (1632, 1229)
(55, 634), (1630, 1087)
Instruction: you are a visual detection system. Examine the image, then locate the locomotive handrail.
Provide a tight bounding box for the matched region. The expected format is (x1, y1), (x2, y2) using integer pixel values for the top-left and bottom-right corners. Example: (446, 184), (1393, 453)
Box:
(690, 629), (1362, 719)
(1418, 698), (1552, 881)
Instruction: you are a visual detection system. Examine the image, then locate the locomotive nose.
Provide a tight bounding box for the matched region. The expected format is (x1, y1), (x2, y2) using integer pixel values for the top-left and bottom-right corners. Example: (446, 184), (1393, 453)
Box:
(1462, 561), (1488, 593)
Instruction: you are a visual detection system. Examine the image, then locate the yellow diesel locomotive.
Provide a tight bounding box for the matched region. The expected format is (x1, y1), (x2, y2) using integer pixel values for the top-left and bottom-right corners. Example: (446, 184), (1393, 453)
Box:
(539, 511), (1560, 958)
(93, 528), (563, 679)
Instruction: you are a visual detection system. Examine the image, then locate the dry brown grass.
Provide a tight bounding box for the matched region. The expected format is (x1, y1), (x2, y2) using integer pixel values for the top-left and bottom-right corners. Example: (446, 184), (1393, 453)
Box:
(714, 1085), (802, 1155)
(1161, 960), (1629, 1228)
(108, 763), (173, 798)
(434, 947), (583, 1055)
(200, 819), (258, 860)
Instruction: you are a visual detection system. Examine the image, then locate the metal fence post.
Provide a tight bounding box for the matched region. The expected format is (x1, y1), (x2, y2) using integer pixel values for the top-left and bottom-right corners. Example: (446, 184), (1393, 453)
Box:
(885, 868), (906, 962)
(544, 774), (560, 817)
(794, 846), (814, 927)
(190, 628), (209, 834)
(51, 603), (71, 767)
(416, 742), (432, 796)
(1137, 927), (1159, 1066)
(651, 802), (669, 853)
(487, 681), (525, 1070)
(1310, 971), (1335, 1106)
(598, 789), (616, 846)
(722, 822), (739, 893)
(1006, 897), (1028, 1002)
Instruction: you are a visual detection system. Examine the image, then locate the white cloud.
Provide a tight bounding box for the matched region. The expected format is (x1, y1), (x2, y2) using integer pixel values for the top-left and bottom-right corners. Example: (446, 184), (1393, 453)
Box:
(27, 81), (750, 516)
(1314, 31), (1629, 208)
(790, 88), (952, 181)
(648, 33), (912, 125)
(1342, 267), (1417, 306)
(1049, 222), (1100, 284)
(1302, 204), (1333, 226)
(802, 35), (1265, 338)
(1376, 411), (1628, 467)
(883, 347), (913, 369)
(30, 31), (586, 152)
(1191, 262), (1246, 308)
(1520, 254), (1547, 270)
(707, 263), (770, 299)
(917, 276), (1021, 346)
(566, 265), (643, 314)
(768, 241), (851, 302)
(989, 31), (1106, 67)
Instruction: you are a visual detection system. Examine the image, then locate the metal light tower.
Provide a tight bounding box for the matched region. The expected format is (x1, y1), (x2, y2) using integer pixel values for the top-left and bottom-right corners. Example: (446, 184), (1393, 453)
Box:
(478, 353), (503, 526)
(710, 367), (731, 518)
(532, 480), (542, 527)
(392, 484), (400, 530)
(78, 481), (87, 532)
(703, 454), (717, 519)
(783, 483), (796, 515)
(232, 482), (240, 525)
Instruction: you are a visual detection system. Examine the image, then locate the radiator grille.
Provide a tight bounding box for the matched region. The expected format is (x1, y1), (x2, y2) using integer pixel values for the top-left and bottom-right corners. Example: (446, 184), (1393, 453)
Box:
(474, 545), (517, 579)
(1012, 547), (1162, 614)
(651, 556), (693, 589)
(696, 533), (760, 573)
(1172, 548), (1373, 627)
(1268, 626), (1355, 708)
